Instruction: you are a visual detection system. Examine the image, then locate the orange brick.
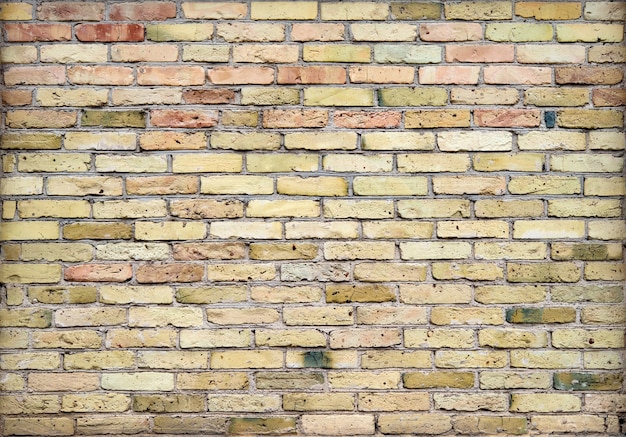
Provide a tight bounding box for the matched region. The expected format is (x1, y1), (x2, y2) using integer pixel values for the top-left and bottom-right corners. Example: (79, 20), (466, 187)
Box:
(474, 109), (541, 128)
(446, 45), (514, 63)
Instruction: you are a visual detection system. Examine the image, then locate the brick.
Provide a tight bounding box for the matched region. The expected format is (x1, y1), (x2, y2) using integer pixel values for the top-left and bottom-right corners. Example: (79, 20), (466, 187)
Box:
(419, 23), (481, 42)
(532, 415), (605, 434)
(511, 394), (581, 413)
(18, 200), (90, 219)
(174, 242), (245, 260)
(585, 177), (625, 197)
(147, 23), (212, 41)
(5, 23), (71, 42)
(211, 222), (282, 240)
(557, 23), (624, 42)
(447, 44), (514, 63)
(38, 2), (104, 20)
(100, 285), (172, 304)
(208, 67), (274, 85)
(256, 329), (325, 347)
(593, 88), (626, 107)
(135, 222), (205, 241)
(4, 66), (65, 86)
(398, 153), (468, 172)
(352, 23), (416, 42)
(551, 154), (623, 173)
(241, 87), (299, 105)
(96, 155), (167, 173)
(589, 46), (626, 63)
(281, 263), (350, 282)
(433, 176), (506, 195)
(391, 2), (441, 19)
(486, 23), (553, 42)
(112, 43), (178, 62)
(111, 88), (182, 105)
(153, 417), (228, 434)
(483, 67), (550, 86)
(234, 44), (299, 63)
(33, 330), (101, 349)
(524, 87), (588, 107)
(304, 44), (371, 63)
(211, 350), (282, 369)
(585, 2), (626, 20)
(41, 44), (107, 63)
(110, 2), (176, 21)
(474, 109), (540, 127)
(126, 176), (198, 195)
(182, 2), (247, 19)
(138, 66), (205, 86)
(349, 66), (415, 84)
(107, 329), (175, 349)
(7, 110), (77, 129)
(1, 45), (38, 63)
(518, 45), (585, 63)
(182, 45), (229, 62)
(68, 66), (133, 86)
(251, 285), (322, 304)
(207, 308), (279, 325)
(558, 109), (623, 128)
(454, 417), (528, 435)
(4, 418), (74, 436)
(184, 89), (235, 105)
(28, 372), (99, 392)
(507, 262), (580, 283)
(516, 2), (581, 20)
(518, 131), (586, 151)
(589, 132), (625, 151)
(329, 371), (401, 389)
(251, 1), (317, 19)
(63, 222), (131, 240)
(480, 371), (550, 389)
(398, 199), (469, 219)
(374, 45), (441, 64)
(557, 66), (623, 85)
(140, 131), (206, 150)
(474, 153), (543, 172)
(170, 199), (243, 219)
(83, 110), (145, 127)
(435, 393), (508, 412)
(64, 264), (132, 283)
(292, 23), (344, 41)
(2, 133), (61, 150)
(0, 3), (32, 20)
(76, 417), (150, 435)
(445, 2), (511, 19)
(435, 351), (507, 368)
(218, 23), (285, 43)
(379, 414), (452, 435)
(321, 2), (388, 20)
(509, 176), (580, 195)
(28, 286), (96, 305)
(179, 329), (250, 348)
(2, 89), (32, 106)
(379, 87), (447, 106)
(76, 24), (144, 42)
(278, 66), (346, 85)
(419, 66), (479, 84)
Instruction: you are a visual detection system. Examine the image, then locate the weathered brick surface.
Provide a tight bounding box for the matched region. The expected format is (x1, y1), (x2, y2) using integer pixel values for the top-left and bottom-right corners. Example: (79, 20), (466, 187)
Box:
(0, 0), (624, 435)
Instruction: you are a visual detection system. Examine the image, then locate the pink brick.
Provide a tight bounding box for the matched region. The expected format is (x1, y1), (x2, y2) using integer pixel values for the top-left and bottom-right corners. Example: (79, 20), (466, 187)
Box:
(138, 66), (205, 86)
(474, 109), (541, 127)
(263, 110), (329, 128)
(208, 67), (275, 85)
(291, 23), (345, 41)
(484, 66), (552, 85)
(183, 90), (236, 104)
(4, 24), (71, 42)
(446, 45), (514, 63)
(278, 66), (346, 84)
(68, 66), (134, 86)
(420, 23), (483, 41)
(65, 264), (132, 282)
(4, 66), (65, 86)
(76, 24), (144, 42)
(150, 110), (219, 128)
(37, 2), (105, 21)
(110, 2), (177, 20)
(419, 66), (480, 85)
(335, 111), (402, 129)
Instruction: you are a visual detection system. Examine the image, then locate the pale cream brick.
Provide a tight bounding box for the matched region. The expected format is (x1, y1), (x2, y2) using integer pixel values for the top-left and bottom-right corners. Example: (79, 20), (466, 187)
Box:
(362, 132), (435, 151)
(400, 242), (471, 260)
(324, 200), (393, 219)
(438, 131), (512, 151)
(405, 328), (474, 348)
(41, 44), (107, 63)
(285, 221), (358, 239)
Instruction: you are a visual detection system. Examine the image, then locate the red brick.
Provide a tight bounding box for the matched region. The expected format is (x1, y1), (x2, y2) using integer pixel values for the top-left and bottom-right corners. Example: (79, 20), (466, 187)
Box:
(37, 2), (105, 21)
(556, 67), (624, 85)
(263, 110), (329, 128)
(138, 66), (205, 86)
(68, 66), (134, 86)
(474, 109), (541, 128)
(136, 264), (204, 283)
(208, 67), (274, 85)
(484, 66), (552, 85)
(76, 24), (144, 42)
(4, 66), (65, 86)
(183, 89), (236, 104)
(592, 89), (626, 107)
(65, 264), (132, 282)
(110, 2), (177, 21)
(2, 90), (32, 106)
(150, 110), (219, 128)
(446, 45), (514, 63)
(4, 24), (71, 42)
(420, 23), (482, 41)
(334, 111), (402, 129)
(278, 66), (346, 84)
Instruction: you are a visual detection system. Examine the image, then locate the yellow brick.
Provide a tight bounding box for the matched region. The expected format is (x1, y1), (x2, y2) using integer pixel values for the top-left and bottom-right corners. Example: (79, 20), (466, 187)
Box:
(434, 176), (506, 195)
(433, 262), (504, 281)
(18, 200), (90, 218)
(93, 200), (167, 219)
(146, 23), (213, 41)
(172, 154), (242, 173)
(405, 109), (471, 128)
(18, 153), (90, 172)
(37, 88), (108, 107)
(432, 308), (504, 326)
(208, 394), (280, 412)
(361, 350), (431, 369)
(0, 177), (43, 195)
(207, 264), (276, 281)
(516, 2), (581, 19)
(64, 132), (135, 151)
(321, 2), (388, 20)
(518, 44), (585, 64)
(210, 350), (282, 369)
(362, 132), (435, 151)
(509, 176), (580, 194)
(285, 132), (357, 150)
(363, 221), (433, 239)
(4, 418), (74, 436)
(480, 371), (551, 389)
(589, 132), (625, 151)
(513, 220), (585, 239)
(589, 220), (626, 240)
(486, 23), (553, 41)
(284, 306), (353, 325)
(551, 154), (623, 173)
(286, 350), (358, 368)
(0, 373), (25, 391)
(138, 351), (208, 369)
(511, 394), (581, 413)
(47, 176), (123, 196)
(451, 87), (519, 105)
(251, 1), (317, 19)
(21, 243), (92, 262)
(100, 286), (172, 304)
(445, 2), (512, 19)
(351, 23), (416, 41)
(558, 109), (623, 129)
(436, 351), (507, 368)
(353, 176), (427, 195)
(285, 221), (358, 239)
(438, 220), (508, 239)
(284, 393), (354, 411)
(240, 87), (299, 105)
(304, 87), (374, 106)
(247, 200), (319, 218)
(548, 199), (621, 218)
(112, 88), (182, 105)
(1, 133), (61, 150)
(557, 23), (624, 42)
(518, 131), (586, 151)
(135, 222), (206, 241)
(439, 131), (512, 151)
(278, 176), (348, 196)
(475, 242), (547, 260)
(475, 200), (543, 218)
(400, 284), (473, 304)
(251, 285), (322, 303)
(7, 109), (77, 128)
(210, 222), (282, 239)
(0, 222), (59, 241)
(324, 242), (395, 260)
(405, 328), (474, 348)
(479, 328), (548, 348)
(0, 3), (32, 20)
(200, 175), (273, 194)
(398, 199), (470, 218)
(354, 262), (427, 282)
(584, 177), (625, 196)
(324, 200), (393, 219)
(378, 414), (451, 435)
(400, 242), (471, 260)
(329, 371), (400, 389)
(474, 153), (544, 172)
(323, 154), (392, 172)
(41, 44), (108, 63)
(247, 153), (317, 172)
(256, 329), (326, 347)
(524, 87), (589, 107)
(1, 45), (37, 63)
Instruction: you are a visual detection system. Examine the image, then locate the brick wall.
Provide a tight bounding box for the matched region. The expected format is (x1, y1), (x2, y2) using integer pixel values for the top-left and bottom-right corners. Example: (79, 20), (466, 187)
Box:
(0, 1), (624, 435)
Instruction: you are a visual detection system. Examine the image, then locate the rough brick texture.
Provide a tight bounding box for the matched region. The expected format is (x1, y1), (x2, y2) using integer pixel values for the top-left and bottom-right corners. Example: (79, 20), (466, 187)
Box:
(0, 1), (625, 435)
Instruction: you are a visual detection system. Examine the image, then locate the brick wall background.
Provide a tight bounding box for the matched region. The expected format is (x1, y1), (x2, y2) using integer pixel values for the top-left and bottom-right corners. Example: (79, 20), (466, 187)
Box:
(0, 1), (625, 435)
